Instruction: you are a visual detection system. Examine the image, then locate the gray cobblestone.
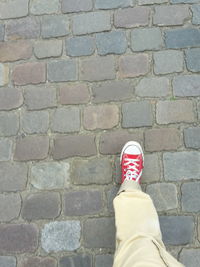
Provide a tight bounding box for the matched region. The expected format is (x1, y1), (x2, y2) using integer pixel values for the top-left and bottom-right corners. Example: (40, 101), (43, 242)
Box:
(48, 60), (77, 82)
(139, 0), (167, 3)
(192, 5), (200, 24)
(0, 64), (9, 86)
(41, 221), (81, 252)
(0, 112), (19, 136)
(164, 151), (200, 181)
(146, 183), (178, 211)
(180, 248), (200, 267)
(136, 77), (169, 97)
(0, 162), (27, 192)
(186, 48), (200, 72)
(66, 36), (95, 57)
(41, 15), (70, 38)
(160, 216), (194, 245)
(173, 75), (200, 96)
(73, 12), (111, 35)
(96, 255), (113, 267)
(184, 127), (200, 149)
(31, 162), (70, 190)
(165, 28), (200, 48)
(60, 255), (92, 267)
(122, 101), (153, 127)
(83, 217), (115, 248)
(21, 256), (57, 267)
(96, 31), (127, 55)
(154, 50), (183, 74)
(181, 182), (200, 212)
(34, 40), (62, 59)
(72, 158), (112, 185)
(95, 0), (132, 9)
(0, 24), (5, 41)
(62, 0), (92, 13)
(0, 193), (21, 222)
(0, 139), (12, 161)
(0, 256), (16, 267)
(24, 86), (57, 110)
(30, 0), (60, 15)
(0, 0), (28, 19)
(131, 28), (162, 51)
(22, 111), (49, 134)
(64, 190), (103, 216)
(0, 88), (23, 111)
(142, 154), (160, 183)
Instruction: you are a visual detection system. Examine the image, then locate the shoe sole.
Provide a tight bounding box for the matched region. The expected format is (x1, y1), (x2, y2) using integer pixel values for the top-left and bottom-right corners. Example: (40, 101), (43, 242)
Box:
(120, 141), (144, 166)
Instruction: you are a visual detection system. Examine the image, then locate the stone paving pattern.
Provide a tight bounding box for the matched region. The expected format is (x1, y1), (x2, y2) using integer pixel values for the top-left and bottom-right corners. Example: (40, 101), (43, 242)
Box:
(0, 0), (200, 266)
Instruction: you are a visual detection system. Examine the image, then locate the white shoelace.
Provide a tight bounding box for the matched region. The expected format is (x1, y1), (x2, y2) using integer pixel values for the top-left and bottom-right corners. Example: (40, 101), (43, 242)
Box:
(124, 158), (140, 181)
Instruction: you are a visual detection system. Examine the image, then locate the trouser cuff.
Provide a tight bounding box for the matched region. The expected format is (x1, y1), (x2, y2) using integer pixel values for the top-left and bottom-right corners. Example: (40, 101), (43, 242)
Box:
(117, 180), (142, 195)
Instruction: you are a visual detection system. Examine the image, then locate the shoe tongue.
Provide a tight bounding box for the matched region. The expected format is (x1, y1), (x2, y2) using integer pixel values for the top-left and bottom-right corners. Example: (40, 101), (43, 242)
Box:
(124, 154), (140, 160)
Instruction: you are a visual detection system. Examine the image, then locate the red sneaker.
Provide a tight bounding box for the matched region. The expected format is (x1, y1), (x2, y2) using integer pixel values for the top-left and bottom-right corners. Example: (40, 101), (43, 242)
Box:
(120, 141), (144, 184)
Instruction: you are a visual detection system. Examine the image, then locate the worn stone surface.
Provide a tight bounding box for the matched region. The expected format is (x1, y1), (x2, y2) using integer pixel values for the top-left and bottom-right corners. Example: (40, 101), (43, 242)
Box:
(14, 136), (49, 161)
(0, 162), (27, 192)
(0, 256), (16, 267)
(41, 15), (70, 38)
(0, 112), (19, 136)
(64, 190), (103, 215)
(154, 50), (183, 74)
(0, 139), (12, 161)
(24, 86), (57, 110)
(30, 0), (60, 15)
(59, 84), (90, 104)
(31, 162), (70, 189)
(53, 135), (97, 159)
(136, 77), (169, 97)
(96, 31), (127, 55)
(114, 7), (150, 28)
(92, 80), (132, 103)
(73, 12), (111, 35)
(83, 217), (115, 248)
(0, 223), (39, 253)
(119, 54), (149, 78)
(62, 0), (92, 13)
(164, 151), (200, 181)
(181, 182), (200, 212)
(122, 101), (153, 127)
(142, 154), (160, 183)
(180, 249), (200, 267)
(99, 130), (143, 155)
(51, 107), (80, 133)
(22, 192), (60, 220)
(72, 158), (112, 184)
(12, 62), (46, 86)
(131, 28), (162, 51)
(160, 216), (194, 245)
(192, 5), (200, 25)
(0, 193), (21, 222)
(0, 24), (4, 41)
(156, 100), (195, 124)
(0, 64), (9, 86)
(0, 87), (23, 110)
(95, 0), (132, 9)
(0, 40), (32, 62)
(147, 183), (178, 211)
(0, 0), (28, 19)
(185, 48), (200, 72)
(96, 255), (113, 267)
(60, 255), (92, 267)
(173, 75), (200, 96)
(48, 60), (77, 82)
(34, 40), (62, 59)
(83, 105), (119, 130)
(22, 111), (49, 134)
(21, 256), (57, 267)
(6, 17), (40, 40)
(41, 221), (81, 252)
(145, 128), (180, 152)
(66, 36), (95, 57)
(184, 127), (200, 149)
(80, 56), (115, 81)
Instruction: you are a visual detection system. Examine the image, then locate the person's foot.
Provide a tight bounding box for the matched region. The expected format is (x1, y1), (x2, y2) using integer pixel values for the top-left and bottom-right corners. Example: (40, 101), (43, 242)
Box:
(120, 141), (144, 184)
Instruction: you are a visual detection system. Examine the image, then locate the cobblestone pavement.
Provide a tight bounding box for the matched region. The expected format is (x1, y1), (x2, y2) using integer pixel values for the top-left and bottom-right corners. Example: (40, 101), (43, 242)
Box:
(0, 0), (200, 266)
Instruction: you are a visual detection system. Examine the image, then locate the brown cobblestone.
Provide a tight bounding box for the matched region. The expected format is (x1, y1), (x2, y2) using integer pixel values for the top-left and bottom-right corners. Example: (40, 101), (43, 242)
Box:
(59, 84), (90, 104)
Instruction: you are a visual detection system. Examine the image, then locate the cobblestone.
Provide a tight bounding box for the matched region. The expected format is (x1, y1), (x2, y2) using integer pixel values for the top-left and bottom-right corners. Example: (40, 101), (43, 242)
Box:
(62, 0), (92, 13)
(59, 84), (89, 104)
(0, 112), (19, 136)
(173, 75), (200, 96)
(0, 256), (16, 267)
(22, 111), (49, 134)
(95, 0), (132, 9)
(48, 60), (77, 82)
(0, 0), (28, 19)
(0, 24), (4, 41)
(30, 0), (60, 15)
(192, 5), (200, 24)
(66, 36), (95, 57)
(0, 139), (12, 161)
(185, 48), (200, 72)
(0, 88), (23, 110)
(181, 182), (200, 212)
(34, 40), (62, 59)
(96, 255), (113, 267)
(0, 64), (9, 86)
(180, 248), (200, 267)
(41, 221), (81, 252)
(0, 193), (21, 222)
(184, 127), (200, 148)
(142, 154), (160, 183)
(21, 256), (57, 267)
(60, 255), (92, 267)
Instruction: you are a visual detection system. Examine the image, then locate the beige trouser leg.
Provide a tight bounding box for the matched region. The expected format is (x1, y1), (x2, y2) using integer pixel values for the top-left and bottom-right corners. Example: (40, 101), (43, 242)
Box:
(113, 180), (184, 267)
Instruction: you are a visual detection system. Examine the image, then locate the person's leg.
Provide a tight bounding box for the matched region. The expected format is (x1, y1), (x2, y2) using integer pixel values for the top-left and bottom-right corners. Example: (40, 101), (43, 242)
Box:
(113, 142), (184, 267)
